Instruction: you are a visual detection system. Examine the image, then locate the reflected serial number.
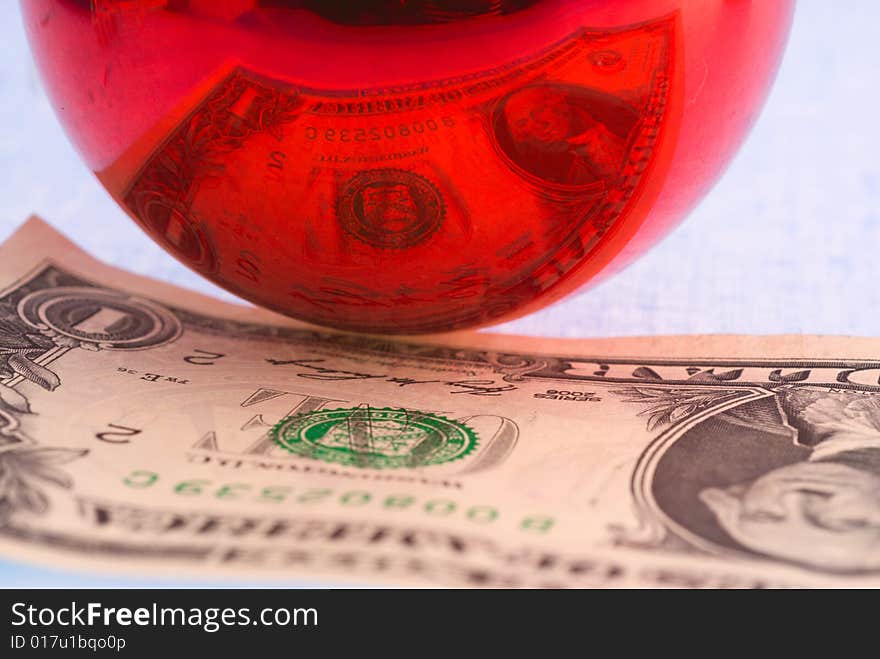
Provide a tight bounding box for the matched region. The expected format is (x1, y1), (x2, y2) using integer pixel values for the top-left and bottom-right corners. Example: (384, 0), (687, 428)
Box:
(304, 117), (455, 143)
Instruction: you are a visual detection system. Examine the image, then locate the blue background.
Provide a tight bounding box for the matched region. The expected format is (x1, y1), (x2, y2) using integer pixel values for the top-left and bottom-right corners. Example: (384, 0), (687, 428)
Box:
(0, 1), (878, 585)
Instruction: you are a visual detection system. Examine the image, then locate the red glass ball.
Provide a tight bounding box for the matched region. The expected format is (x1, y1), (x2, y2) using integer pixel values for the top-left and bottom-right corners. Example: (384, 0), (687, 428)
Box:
(22, 0), (794, 333)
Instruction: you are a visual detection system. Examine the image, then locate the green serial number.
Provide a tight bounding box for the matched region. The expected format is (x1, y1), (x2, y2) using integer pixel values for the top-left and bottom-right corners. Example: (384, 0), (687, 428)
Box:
(122, 470), (554, 534)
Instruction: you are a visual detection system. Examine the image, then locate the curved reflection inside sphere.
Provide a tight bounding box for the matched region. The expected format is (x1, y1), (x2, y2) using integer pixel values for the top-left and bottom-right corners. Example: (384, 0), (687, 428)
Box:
(22, 0), (794, 333)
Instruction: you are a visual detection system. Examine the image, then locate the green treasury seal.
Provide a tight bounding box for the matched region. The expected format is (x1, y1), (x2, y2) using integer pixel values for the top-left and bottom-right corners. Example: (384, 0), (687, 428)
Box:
(270, 406), (478, 469)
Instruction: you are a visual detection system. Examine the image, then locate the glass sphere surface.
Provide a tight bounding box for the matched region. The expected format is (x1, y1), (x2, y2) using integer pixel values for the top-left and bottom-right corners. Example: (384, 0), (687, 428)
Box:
(22, 0), (794, 333)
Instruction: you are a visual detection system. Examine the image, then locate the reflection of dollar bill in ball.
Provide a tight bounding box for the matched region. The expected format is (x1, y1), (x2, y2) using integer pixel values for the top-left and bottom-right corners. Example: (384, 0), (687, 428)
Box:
(121, 69), (303, 276)
(337, 169), (445, 250)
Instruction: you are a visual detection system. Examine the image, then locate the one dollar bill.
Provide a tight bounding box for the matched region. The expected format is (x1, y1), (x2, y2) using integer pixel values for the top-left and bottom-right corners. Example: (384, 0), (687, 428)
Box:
(0, 217), (878, 588)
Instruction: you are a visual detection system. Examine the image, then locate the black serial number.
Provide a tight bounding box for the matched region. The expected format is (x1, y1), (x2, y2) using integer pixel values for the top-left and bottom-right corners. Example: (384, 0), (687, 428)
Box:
(534, 389), (601, 402)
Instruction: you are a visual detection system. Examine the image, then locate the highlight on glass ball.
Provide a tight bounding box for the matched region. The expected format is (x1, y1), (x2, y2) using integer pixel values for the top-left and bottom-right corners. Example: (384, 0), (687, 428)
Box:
(22, 0), (794, 333)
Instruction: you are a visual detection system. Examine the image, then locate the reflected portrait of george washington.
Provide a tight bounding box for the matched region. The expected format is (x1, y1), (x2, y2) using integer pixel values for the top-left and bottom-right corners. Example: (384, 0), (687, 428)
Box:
(493, 82), (641, 187)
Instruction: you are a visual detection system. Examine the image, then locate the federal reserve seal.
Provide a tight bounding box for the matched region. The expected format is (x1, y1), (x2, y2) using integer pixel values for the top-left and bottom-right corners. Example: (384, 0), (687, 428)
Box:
(17, 286), (182, 350)
(337, 169), (445, 249)
(270, 406), (477, 469)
